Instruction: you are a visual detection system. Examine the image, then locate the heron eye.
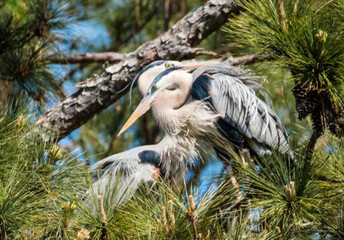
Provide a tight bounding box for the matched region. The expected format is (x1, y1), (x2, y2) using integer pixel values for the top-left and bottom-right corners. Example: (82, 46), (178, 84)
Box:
(165, 63), (170, 68)
(151, 85), (157, 91)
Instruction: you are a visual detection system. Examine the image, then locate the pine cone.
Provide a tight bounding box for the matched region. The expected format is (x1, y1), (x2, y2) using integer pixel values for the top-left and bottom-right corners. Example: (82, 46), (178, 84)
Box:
(310, 91), (344, 136)
(292, 86), (317, 120)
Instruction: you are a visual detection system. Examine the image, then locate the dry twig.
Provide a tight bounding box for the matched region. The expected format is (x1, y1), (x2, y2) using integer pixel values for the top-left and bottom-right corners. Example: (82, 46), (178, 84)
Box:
(188, 195), (199, 240)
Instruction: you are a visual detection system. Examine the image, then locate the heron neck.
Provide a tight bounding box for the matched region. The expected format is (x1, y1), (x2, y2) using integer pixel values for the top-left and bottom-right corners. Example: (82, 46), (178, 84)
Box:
(152, 74), (193, 134)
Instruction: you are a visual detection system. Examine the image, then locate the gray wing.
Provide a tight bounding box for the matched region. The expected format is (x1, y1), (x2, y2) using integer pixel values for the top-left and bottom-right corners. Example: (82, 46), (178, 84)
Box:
(192, 64), (292, 156)
(86, 146), (161, 208)
(92, 146), (160, 177)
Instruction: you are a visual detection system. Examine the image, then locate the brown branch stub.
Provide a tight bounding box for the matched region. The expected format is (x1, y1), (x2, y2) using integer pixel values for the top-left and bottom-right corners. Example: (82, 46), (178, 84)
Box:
(162, 206), (168, 232)
(188, 195), (199, 240)
(278, 0), (288, 31)
(168, 200), (175, 232)
(226, 164), (244, 205)
(98, 195), (107, 225)
(36, 0), (240, 140)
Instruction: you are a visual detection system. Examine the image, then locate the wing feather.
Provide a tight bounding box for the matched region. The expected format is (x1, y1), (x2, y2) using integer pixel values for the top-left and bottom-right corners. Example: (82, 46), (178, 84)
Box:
(192, 65), (291, 156)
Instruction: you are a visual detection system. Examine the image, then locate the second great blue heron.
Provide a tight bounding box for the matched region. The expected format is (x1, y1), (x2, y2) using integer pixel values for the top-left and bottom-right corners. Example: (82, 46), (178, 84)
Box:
(119, 61), (293, 159)
(90, 134), (199, 205)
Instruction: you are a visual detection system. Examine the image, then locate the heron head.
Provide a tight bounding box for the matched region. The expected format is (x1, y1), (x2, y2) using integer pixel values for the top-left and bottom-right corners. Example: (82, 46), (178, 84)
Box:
(136, 61), (180, 95)
(118, 61), (207, 135)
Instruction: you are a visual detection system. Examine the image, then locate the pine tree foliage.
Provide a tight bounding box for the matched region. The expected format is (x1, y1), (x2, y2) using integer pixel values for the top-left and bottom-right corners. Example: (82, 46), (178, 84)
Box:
(0, 0), (77, 103)
(226, 0), (344, 136)
(0, 99), (88, 238)
(2, 98), (344, 238)
(2, 0), (344, 239)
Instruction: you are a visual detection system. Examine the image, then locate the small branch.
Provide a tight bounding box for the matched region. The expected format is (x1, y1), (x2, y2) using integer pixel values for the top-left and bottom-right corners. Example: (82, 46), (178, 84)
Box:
(51, 81), (67, 101)
(225, 54), (272, 65)
(98, 195), (110, 240)
(46, 52), (125, 64)
(181, 54), (272, 66)
(278, 0), (288, 31)
(98, 195), (107, 225)
(188, 195), (199, 240)
(226, 164), (243, 205)
(299, 130), (322, 192)
(168, 200), (175, 233)
(305, 130), (321, 161)
(162, 206), (168, 232)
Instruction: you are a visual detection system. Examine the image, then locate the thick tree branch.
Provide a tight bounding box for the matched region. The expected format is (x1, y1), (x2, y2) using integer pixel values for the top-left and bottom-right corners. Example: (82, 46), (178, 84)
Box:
(47, 42), (268, 67)
(36, 0), (240, 140)
(46, 49), (218, 65)
(46, 52), (125, 64)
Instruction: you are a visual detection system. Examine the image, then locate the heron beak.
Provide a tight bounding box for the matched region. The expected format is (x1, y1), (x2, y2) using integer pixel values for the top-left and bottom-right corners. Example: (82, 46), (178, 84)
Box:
(180, 62), (209, 71)
(118, 95), (154, 136)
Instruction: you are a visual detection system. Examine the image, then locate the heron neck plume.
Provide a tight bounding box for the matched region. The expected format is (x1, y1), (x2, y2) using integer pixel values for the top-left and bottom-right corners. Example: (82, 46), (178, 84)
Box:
(156, 134), (198, 183)
(152, 71), (193, 133)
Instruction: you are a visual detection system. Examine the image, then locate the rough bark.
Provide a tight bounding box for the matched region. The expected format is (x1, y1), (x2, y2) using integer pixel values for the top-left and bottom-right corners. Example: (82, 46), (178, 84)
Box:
(46, 52), (125, 64)
(48, 52), (269, 66)
(36, 0), (240, 140)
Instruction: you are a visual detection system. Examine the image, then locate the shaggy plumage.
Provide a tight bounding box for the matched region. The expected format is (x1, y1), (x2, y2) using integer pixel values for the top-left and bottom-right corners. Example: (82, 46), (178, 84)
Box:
(141, 62), (293, 159)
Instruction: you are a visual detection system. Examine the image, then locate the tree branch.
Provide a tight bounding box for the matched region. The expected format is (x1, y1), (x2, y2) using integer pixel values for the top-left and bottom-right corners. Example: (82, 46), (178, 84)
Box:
(36, 0), (240, 140)
(181, 54), (272, 66)
(224, 54), (273, 65)
(46, 52), (125, 64)
(49, 52), (269, 66)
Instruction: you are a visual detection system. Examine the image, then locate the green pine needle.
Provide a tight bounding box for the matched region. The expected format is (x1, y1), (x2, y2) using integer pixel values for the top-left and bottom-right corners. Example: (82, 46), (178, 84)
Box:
(226, 0), (344, 110)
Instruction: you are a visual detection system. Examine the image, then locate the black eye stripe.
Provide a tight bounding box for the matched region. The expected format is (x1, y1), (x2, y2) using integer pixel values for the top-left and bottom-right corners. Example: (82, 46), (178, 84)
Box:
(149, 67), (176, 89)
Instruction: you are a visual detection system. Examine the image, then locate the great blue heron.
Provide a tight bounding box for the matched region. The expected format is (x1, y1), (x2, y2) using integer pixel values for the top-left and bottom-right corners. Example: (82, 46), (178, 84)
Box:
(118, 61), (293, 160)
(89, 61), (208, 205)
(91, 60), (207, 198)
